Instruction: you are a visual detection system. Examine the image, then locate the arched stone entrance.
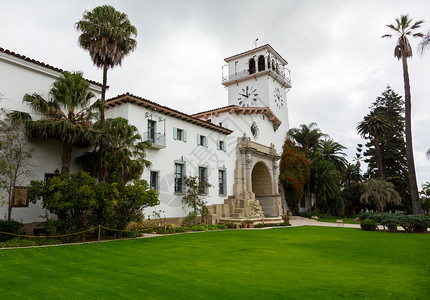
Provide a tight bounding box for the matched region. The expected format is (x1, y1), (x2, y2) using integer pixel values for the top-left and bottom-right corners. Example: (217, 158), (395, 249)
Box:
(251, 161), (280, 216)
(207, 134), (282, 220)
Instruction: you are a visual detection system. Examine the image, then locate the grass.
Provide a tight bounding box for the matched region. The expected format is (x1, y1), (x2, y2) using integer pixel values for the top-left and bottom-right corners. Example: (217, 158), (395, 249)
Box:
(0, 226), (429, 299)
(316, 217), (361, 224)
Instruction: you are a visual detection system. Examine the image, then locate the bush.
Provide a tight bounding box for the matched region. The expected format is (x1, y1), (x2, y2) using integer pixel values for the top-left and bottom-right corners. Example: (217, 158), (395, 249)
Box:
(0, 237), (62, 248)
(360, 219), (378, 231)
(0, 220), (23, 242)
(359, 212), (430, 233)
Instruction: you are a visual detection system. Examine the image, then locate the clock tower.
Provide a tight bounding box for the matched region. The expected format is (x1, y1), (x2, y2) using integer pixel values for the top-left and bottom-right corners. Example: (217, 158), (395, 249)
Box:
(221, 44), (291, 124)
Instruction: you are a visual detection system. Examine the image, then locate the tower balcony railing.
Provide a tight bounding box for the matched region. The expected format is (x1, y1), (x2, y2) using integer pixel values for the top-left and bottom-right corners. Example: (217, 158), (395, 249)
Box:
(143, 132), (166, 149)
(222, 68), (291, 86)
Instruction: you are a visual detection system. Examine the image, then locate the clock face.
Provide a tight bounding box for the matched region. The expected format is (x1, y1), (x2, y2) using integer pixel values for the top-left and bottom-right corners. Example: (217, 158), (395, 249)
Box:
(274, 87), (284, 108)
(237, 85), (258, 107)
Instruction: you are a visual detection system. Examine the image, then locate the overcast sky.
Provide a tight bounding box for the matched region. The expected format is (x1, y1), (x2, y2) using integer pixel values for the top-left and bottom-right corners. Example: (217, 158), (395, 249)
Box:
(1, 0), (429, 186)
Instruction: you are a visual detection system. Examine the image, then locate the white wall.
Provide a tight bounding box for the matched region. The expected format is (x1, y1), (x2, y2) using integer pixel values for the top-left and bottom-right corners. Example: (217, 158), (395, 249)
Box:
(106, 102), (234, 218)
(0, 53), (102, 223)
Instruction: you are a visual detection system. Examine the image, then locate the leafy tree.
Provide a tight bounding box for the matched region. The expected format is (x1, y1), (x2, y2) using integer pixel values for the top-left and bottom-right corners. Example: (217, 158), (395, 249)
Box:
(357, 110), (393, 179)
(0, 109), (34, 220)
(182, 175), (212, 222)
(27, 171), (159, 234)
(19, 71), (95, 176)
(76, 5), (137, 120)
(77, 117), (151, 183)
(360, 179), (402, 213)
(279, 139), (310, 214)
(382, 14), (424, 214)
(361, 87), (410, 211)
(28, 172), (98, 233)
(426, 148), (430, 160)
(102, 173), (159, 230)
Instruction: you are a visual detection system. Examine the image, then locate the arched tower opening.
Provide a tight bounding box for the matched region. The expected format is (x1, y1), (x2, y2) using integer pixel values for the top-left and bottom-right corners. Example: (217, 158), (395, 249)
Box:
(249, 58), (256, 74)
(257, 55), (265, 72)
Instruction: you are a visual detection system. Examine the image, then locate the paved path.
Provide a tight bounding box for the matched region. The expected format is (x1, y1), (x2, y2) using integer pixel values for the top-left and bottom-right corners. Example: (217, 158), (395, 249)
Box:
(289, 217), (361, 229)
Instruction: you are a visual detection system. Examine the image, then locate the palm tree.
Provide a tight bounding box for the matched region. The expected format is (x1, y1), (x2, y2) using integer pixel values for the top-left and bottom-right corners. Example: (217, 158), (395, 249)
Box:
(382, 14), (424, 214)
(357, 111), (393, 179)
(360, 179), (402, 213)
(76, 5), (137, 120)
(319, 139), (348, 173)
(21, 72), (95, 176)
(288, 123), (326, 210)
(311, 159), (342, 214)
(342, 163), (362, 186)
(287, 123), (326, 159)
(77, 117), (151, 183)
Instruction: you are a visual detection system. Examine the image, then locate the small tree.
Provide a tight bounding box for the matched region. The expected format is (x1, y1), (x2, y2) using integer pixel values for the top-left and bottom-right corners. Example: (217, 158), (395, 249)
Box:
(182, 175), (212, 223)
(279, 139), (310, 214)
(0, 109), (34, 220)
(360, 179), (402, 213)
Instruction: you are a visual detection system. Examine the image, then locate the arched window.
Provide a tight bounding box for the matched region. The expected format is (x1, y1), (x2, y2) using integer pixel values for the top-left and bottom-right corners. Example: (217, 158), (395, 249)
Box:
(271, 59), (275, 71)
(249, 58), (256, 74)
(257, 55), (265, 72)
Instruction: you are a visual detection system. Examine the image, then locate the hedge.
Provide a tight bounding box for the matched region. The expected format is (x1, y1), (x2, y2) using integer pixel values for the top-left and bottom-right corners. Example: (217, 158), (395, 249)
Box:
(358, 212), (430, 233)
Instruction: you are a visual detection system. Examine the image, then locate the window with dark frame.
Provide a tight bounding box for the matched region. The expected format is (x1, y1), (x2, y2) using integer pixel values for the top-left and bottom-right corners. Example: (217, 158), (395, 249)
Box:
(150, 171), (159, 192)
(174, 163), (185, 193)
(218, 169), (226, 195)
(199, 166), (208, 194)
(148, 120), (156, 143)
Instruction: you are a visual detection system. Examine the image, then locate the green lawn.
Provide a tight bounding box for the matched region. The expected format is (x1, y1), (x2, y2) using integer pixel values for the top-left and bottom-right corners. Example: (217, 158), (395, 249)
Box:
(316, 217), (360, 224)
(1, 227), (429, 299)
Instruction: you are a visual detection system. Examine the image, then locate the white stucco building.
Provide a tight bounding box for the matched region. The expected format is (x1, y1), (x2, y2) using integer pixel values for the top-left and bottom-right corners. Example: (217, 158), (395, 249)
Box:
(0, 47), (102, 225)
(0, 44), (294, 228)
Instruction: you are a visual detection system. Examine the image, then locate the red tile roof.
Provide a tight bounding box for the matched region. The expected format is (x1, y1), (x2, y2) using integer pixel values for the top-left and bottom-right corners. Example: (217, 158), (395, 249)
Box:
(0, 47), (103, 88)
(105, 93), (233, 135)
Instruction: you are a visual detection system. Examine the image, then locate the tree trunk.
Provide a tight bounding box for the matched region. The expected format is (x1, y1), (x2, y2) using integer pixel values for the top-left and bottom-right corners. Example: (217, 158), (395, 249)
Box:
(7, 186), (13, 221)
(100, 64), (108, 121)
(401, 55), (422, 214)
(61, 141), (73, 176)
(374, 134), (384, 179)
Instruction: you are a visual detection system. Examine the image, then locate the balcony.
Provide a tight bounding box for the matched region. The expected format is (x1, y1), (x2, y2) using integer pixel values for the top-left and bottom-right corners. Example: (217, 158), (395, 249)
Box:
(143, 132), (166, 149)
(222, 68), (291, 87)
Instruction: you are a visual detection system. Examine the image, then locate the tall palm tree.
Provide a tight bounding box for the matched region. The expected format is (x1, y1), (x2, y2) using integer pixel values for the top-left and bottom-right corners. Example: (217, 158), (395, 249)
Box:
(357, 111), (393, 179)
(21, 72), (95, 176)
(76, 5), (137, 120)
(382, 14), (424, 214)
(319, 139), (348, 173)
(77, 117), (151, 183)
(360, 179), (401, 213)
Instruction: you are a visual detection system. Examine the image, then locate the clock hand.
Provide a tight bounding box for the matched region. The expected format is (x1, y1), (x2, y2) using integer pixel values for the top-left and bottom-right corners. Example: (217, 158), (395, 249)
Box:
(239, 93), (249, 98)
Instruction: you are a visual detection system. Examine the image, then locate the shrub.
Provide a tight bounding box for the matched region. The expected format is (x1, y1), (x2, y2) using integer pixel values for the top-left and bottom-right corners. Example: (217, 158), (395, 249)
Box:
(360, 219), (378, 231)
(0, 220), (23, 242)
(358, 212), (430, 233)
(0, 237), (62, 248)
